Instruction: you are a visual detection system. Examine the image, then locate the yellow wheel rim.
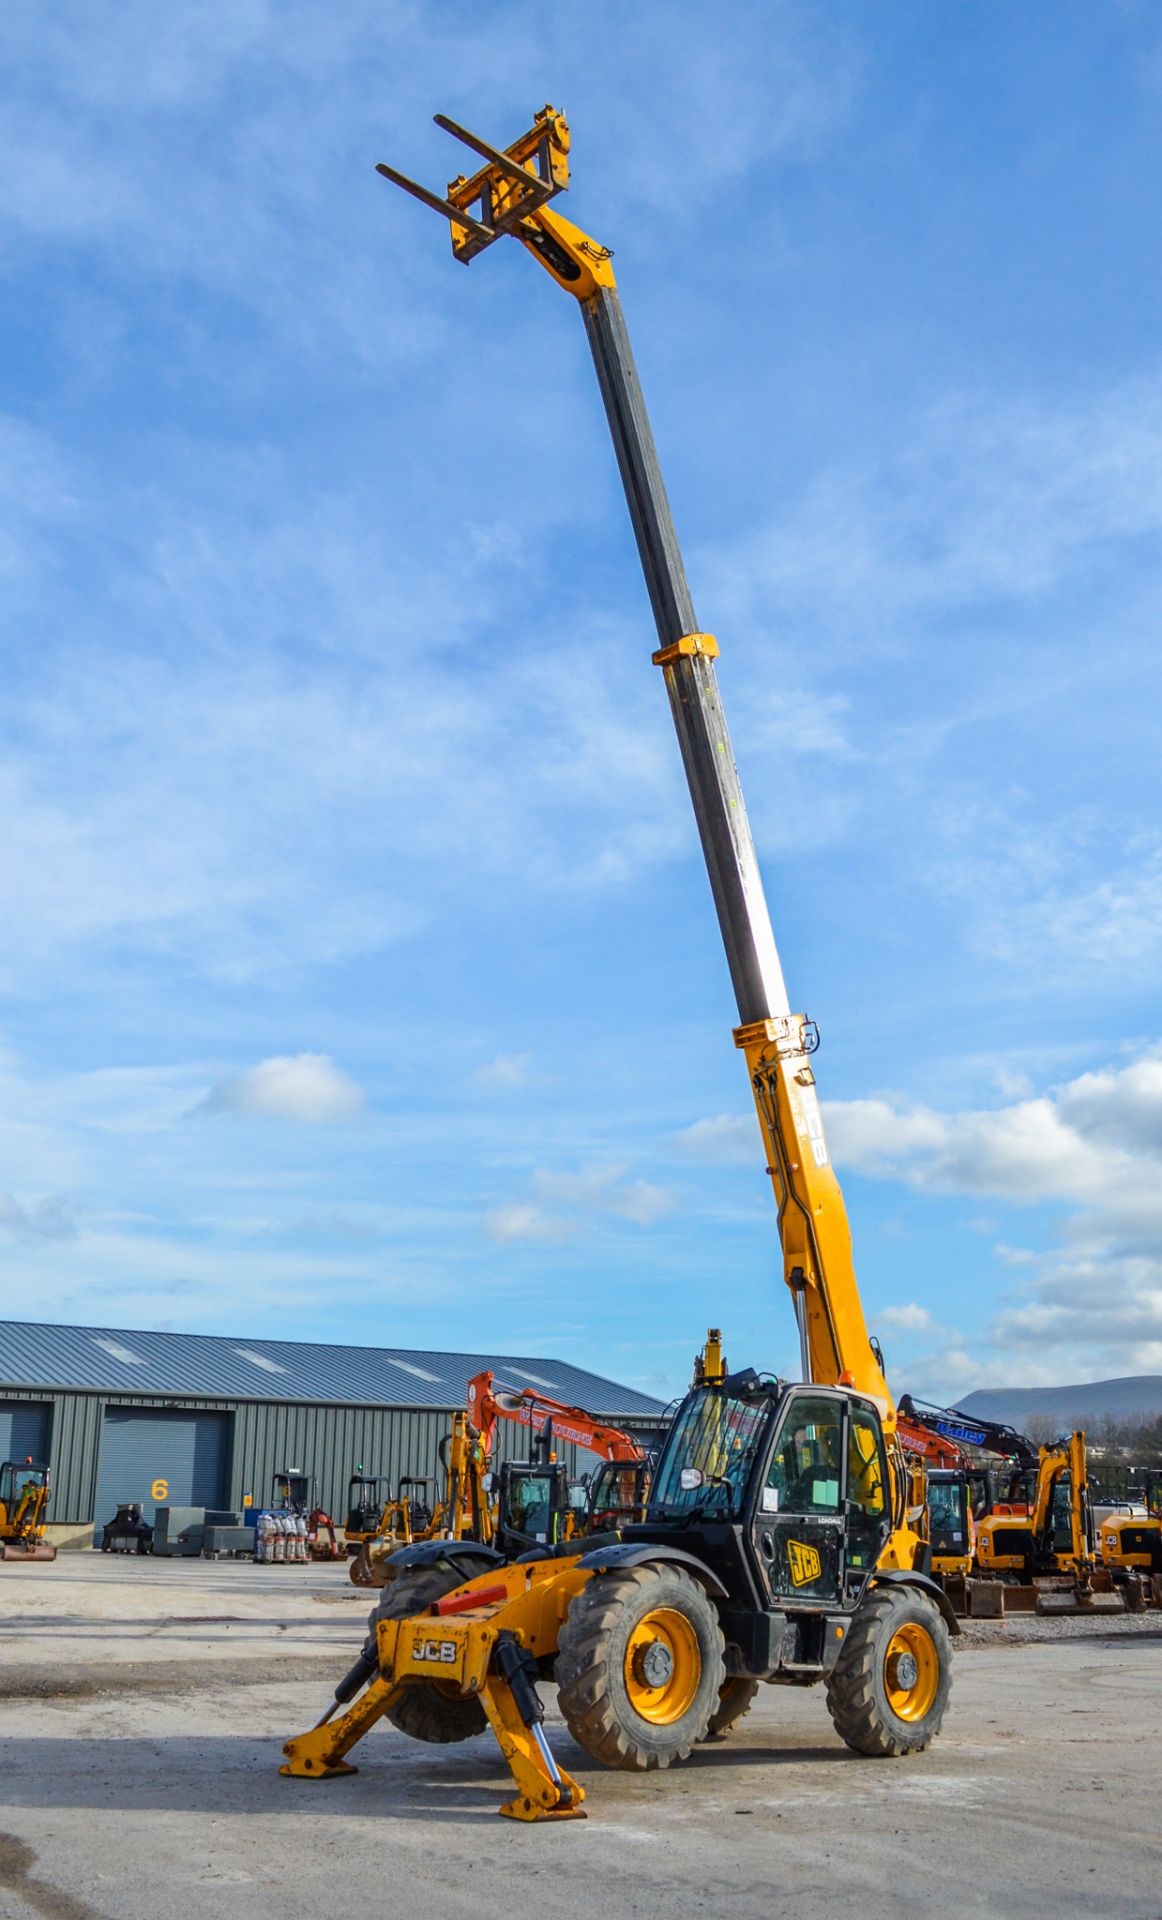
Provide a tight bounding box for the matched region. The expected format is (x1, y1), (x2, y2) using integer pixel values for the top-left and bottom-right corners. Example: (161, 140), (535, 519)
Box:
(624, 1607), (701, 1724)
(884, 1622), (939, 1722)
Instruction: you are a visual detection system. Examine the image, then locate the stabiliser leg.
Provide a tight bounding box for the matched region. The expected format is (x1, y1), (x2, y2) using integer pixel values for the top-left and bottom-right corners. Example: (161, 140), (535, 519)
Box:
(281, 1662), (404, 1779)
(482, 1635), (585, 1821)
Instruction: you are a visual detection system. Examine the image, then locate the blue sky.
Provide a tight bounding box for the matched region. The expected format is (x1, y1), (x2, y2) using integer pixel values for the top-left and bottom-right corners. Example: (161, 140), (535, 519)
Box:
(3, 2), (1161, 1403)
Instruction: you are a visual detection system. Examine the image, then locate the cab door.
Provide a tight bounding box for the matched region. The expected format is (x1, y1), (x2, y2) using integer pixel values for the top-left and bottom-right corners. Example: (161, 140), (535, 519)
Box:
(750, 1390), (847, 1607)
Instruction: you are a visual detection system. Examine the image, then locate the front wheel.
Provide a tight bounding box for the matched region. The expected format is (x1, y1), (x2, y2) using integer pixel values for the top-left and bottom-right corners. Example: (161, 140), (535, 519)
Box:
(825, 1585), (951, 1757)
(555, 1564), (725, 1771)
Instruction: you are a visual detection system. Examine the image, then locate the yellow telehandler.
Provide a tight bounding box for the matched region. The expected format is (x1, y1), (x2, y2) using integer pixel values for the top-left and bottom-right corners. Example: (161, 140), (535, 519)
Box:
(282, 106), (957, 1821)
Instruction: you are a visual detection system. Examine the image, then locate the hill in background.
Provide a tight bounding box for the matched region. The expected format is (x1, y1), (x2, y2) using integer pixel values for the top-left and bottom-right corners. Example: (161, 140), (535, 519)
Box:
(956, 1377), (1162, 1431)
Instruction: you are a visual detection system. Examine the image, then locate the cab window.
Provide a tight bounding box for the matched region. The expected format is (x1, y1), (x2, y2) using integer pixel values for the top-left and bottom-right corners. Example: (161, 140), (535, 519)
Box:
(765, 1398), (842, 1513)
(848, 1408), (886, 1518)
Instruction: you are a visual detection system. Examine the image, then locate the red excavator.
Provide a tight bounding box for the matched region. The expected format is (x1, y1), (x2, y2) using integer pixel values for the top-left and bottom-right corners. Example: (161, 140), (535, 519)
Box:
(348, 1375), (651, 1587)
(466, 1369), (653, 1552)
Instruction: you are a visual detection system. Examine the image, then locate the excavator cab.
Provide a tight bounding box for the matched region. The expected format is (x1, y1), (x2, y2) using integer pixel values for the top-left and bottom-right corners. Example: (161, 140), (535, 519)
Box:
(272, 1472), (314, 1515)
(0, 1460), (55, 1561)
(344, 1474), (387, 1541)
(397, 1477), (434, 1535)
(587, 1459), (651, 1530)
(925, 1469), (973, 1576)
(493, 1460), (571, 1555)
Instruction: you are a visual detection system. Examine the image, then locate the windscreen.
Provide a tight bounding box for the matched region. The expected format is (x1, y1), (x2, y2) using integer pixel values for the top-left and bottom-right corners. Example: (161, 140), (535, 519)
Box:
(649, 1388), (769, 1519)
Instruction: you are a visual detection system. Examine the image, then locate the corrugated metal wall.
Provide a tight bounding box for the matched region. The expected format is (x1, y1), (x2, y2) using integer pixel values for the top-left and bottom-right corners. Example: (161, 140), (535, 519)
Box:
(0, 1386), (665, 1529)
(0, 1399), (51, 1463)
(94, 1407), (231, 1531)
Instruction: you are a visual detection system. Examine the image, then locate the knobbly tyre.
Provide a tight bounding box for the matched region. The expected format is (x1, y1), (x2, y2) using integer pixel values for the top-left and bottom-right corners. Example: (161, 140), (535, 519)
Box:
(282, 108), (957, 1820)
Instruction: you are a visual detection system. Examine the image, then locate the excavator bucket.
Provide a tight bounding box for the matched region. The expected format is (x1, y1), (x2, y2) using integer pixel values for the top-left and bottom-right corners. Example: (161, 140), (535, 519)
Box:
(2, 1539), (56, 1562)
(347, 1544), (386, 1589)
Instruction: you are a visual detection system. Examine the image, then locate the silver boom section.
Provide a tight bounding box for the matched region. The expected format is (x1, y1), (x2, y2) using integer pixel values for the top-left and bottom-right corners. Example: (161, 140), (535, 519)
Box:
(582, 286), (791, 1029)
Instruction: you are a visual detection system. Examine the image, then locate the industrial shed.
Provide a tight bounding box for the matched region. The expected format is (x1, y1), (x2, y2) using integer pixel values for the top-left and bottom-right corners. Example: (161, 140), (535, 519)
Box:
(0, 1320), (668, 1548)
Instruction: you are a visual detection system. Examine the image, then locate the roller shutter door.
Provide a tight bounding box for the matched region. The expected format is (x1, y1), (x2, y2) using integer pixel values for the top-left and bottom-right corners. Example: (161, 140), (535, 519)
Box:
(94, 1407), (230, 1532)
(0, 1400), (51, 1464)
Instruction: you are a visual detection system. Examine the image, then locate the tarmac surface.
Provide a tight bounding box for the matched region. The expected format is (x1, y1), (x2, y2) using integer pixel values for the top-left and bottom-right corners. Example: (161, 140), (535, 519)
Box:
(2, 1555), (1161, 1920)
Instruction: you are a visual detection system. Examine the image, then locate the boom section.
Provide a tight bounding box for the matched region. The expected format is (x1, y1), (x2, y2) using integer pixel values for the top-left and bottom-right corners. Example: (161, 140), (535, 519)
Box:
(376, 108), (891, 1417)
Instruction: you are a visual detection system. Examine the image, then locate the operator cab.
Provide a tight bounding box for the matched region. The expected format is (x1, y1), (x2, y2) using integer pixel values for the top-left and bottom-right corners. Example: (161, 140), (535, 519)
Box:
(0, 1460), (48, 1524)
(396, 1476), (435, 1533)
(494, 1460), (571, 1556)
(925, 1468), (972, 1572)
(344, 1473), (387, 1538)
(271, 1471), (314, 1515)
(587, 1459), (651, 1531)
(644, 1373), (892, 1614)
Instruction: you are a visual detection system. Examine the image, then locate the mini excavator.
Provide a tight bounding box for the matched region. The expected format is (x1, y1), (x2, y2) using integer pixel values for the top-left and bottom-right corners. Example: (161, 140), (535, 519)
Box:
(899, 1395), (1102, 1607)
(1099, 1470), (1162, 1601)
(282, 106), (957, 1821)
(467, 1369), (652, 1552)
(0, 1459), (55, 1563)
(346, 1411), (493, 1587)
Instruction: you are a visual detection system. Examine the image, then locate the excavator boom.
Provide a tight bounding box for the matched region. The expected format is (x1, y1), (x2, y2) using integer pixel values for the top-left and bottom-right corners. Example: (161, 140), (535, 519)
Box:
(466, 1370), (647, 1464)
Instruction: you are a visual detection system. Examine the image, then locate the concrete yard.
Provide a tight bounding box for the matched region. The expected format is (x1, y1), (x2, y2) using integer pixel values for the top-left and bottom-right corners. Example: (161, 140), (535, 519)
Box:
(2, 1556), (1161, 1920)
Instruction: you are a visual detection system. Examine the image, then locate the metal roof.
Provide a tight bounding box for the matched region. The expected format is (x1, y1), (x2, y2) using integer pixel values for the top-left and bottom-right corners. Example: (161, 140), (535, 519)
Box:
(0, 1320), (666, 1418)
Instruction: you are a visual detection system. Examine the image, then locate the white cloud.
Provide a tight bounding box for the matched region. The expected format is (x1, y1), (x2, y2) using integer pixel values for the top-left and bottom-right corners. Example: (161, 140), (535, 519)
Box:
(0, 1192), (78, 1242)
(874, 1303), (936, 1334)
(196, 1054), (365, 1124)
(0, 443), (697, 992)
(530, 1165), (676, 1229)
(486, 1163), (677, 1243)
(473, 1053), (533, 1090)
(672, 1114), (756, 1165)
(701, 373), (1162, 636)
(827, 1046), (1162, 1386)
(485, 1204), (570, 1246)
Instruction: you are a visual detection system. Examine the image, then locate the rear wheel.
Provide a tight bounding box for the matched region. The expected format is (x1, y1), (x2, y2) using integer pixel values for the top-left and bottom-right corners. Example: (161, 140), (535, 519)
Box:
(555, 1565), (724, 1771)
(704, 1677), (759, 1739)
(825, 1585), (951, 1757)
(370, 1558), (494, 1744)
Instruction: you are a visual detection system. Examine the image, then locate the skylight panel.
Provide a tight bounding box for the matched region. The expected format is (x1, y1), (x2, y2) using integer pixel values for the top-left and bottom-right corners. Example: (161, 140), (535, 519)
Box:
(93, 1337), (145, 1366)
(388, 1358), (442, 1383)
(233, 1348), (287, 1374)
(508, 1368), (560, 1390)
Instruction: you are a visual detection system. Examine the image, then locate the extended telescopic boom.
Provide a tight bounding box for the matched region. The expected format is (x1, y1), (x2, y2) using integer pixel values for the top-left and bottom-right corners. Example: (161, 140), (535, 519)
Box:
(377, 107), (893, 1421)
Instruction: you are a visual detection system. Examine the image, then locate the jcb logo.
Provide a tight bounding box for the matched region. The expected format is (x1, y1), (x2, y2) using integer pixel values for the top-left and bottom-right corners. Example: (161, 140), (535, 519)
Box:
(413, 1638), (458, 1664)
(787, 1539), (822, 1586)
